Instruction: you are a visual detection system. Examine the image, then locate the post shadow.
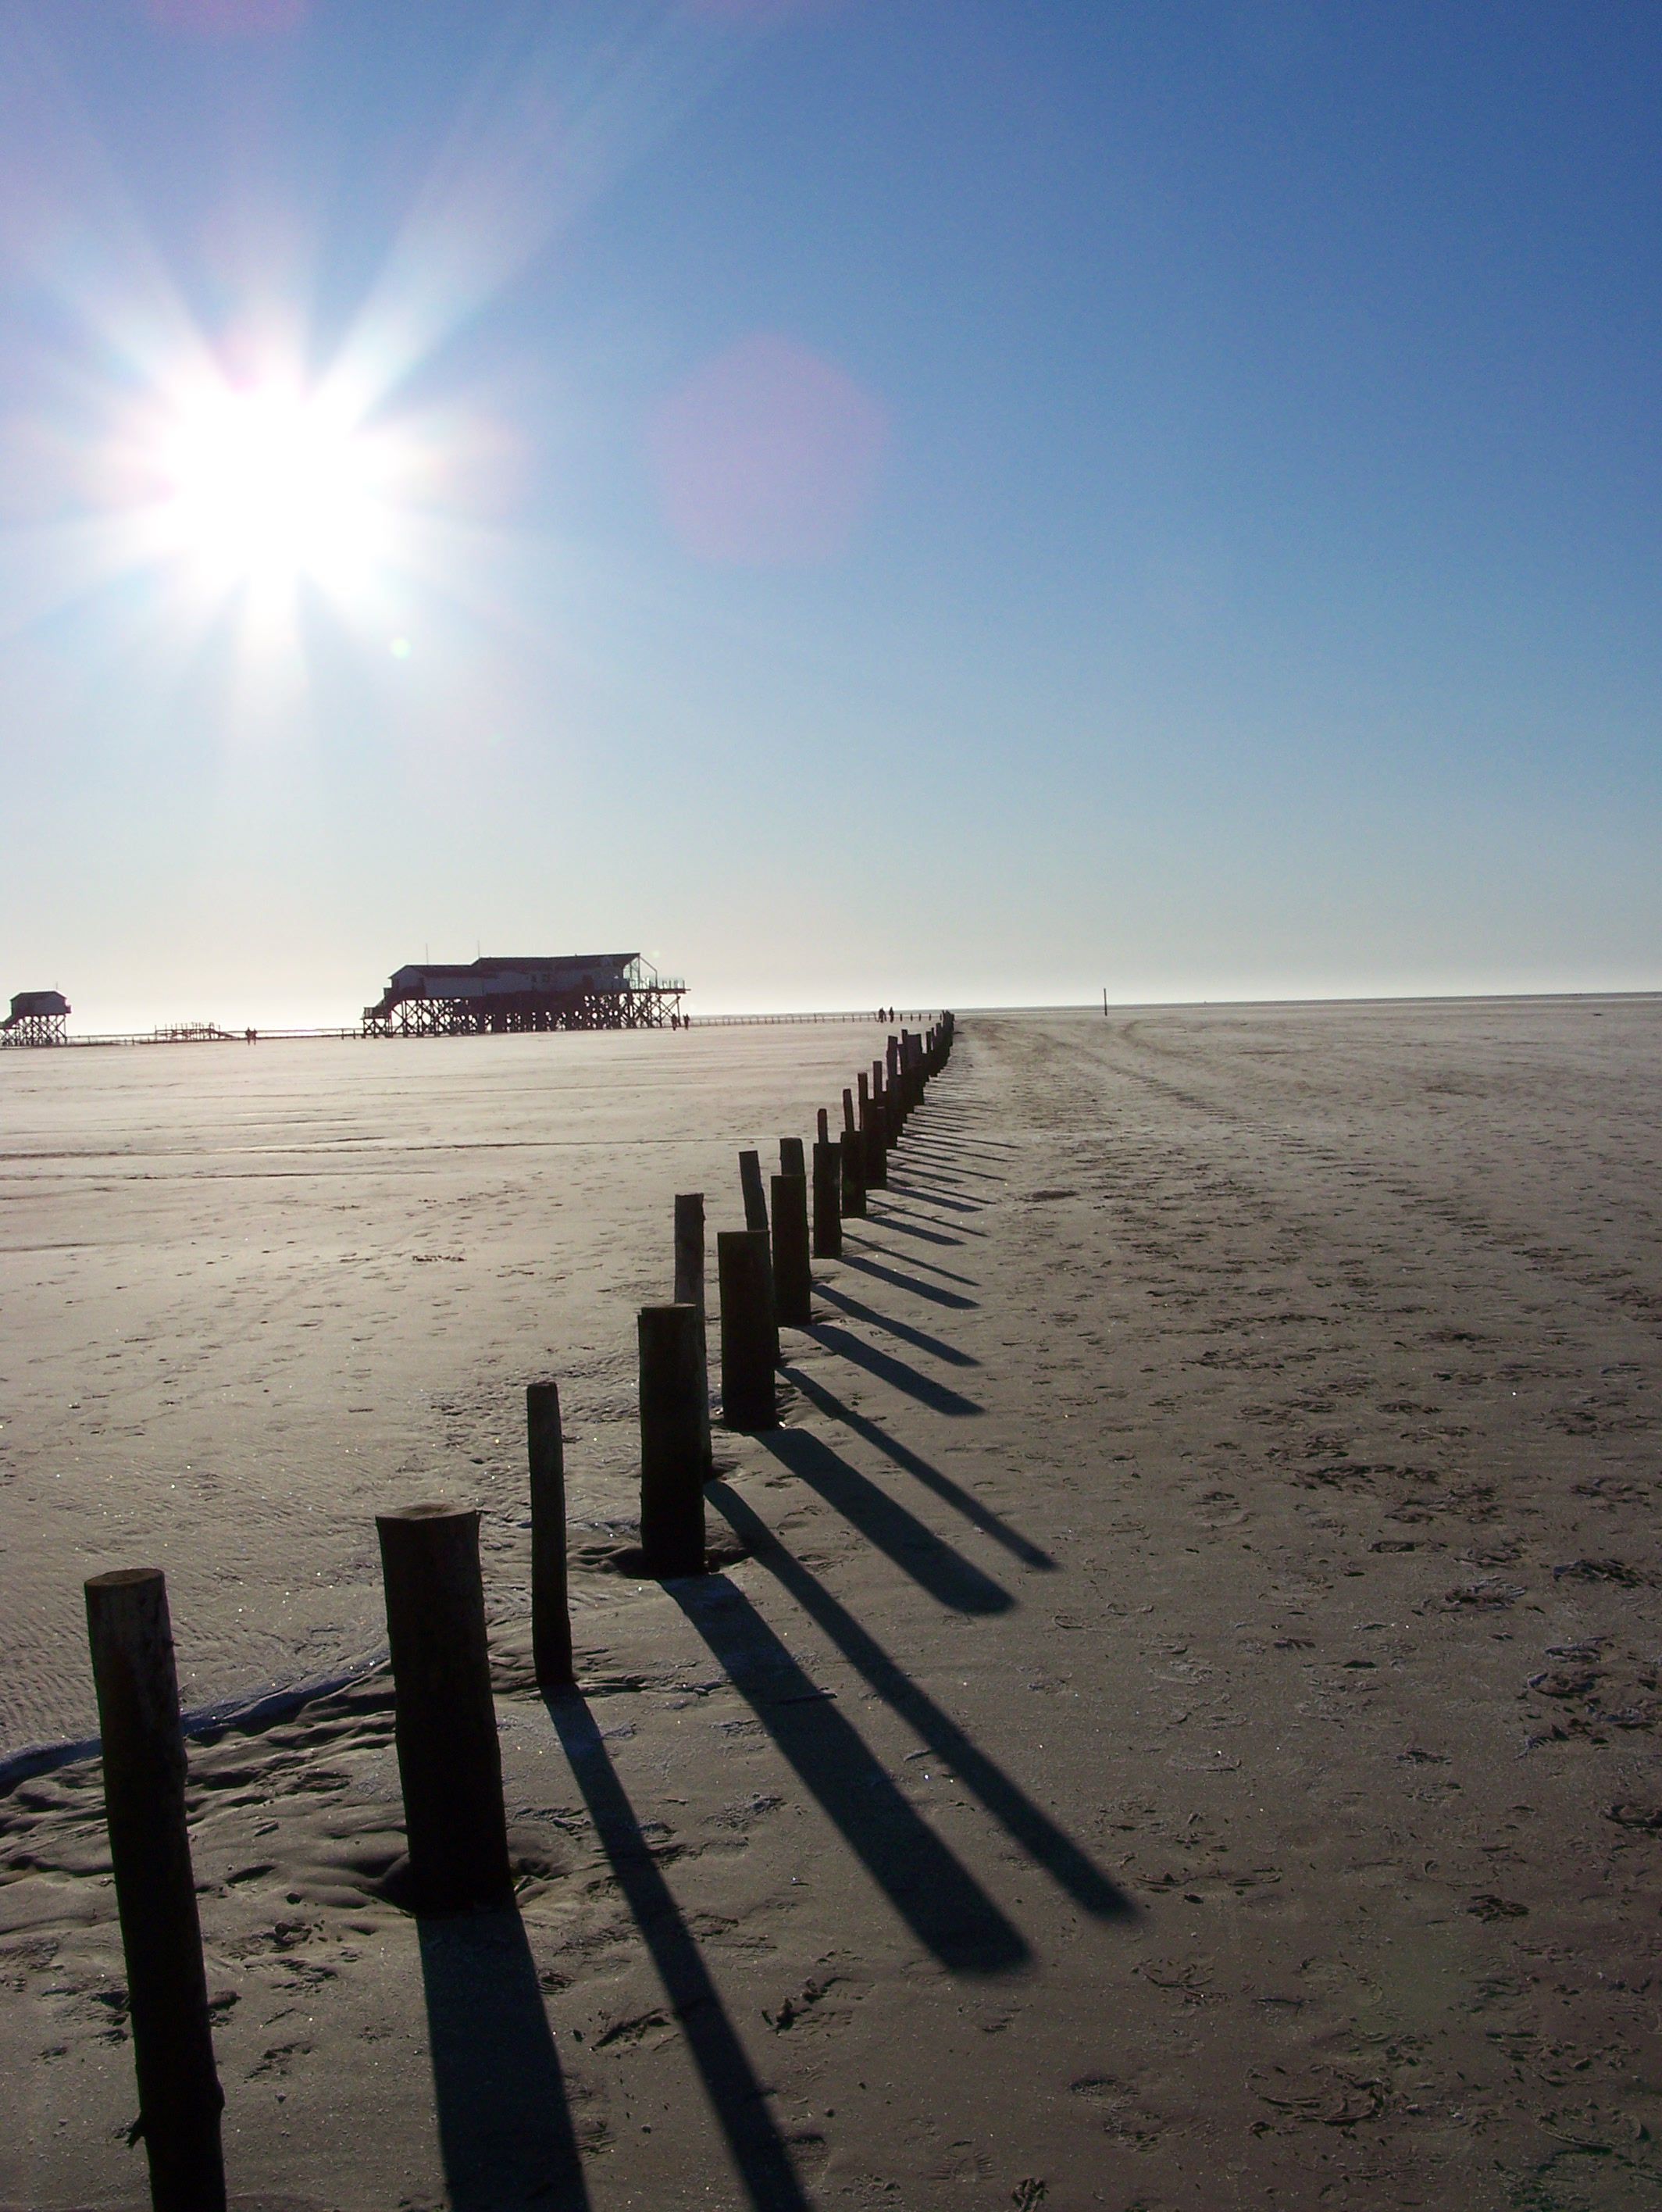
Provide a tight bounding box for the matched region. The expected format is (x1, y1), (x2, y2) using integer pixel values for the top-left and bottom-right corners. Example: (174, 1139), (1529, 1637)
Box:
(544, 1691), (811, 2212)
(897, 1149), (1008, 1184)
(813, 1280), (980, 1368)
(885, 1179), (985, 1217)
(712, 1487), (1132, 1925)
(417, 1902), (590, 2212)
(837, 1250), (979, 1310)
(757, 1426), (1011, 1615)
(862, 1208), (969, 1250)
(845, 1238), (986, 1291)
(667, 1575), (1028, 1975)
(787, 1366), (1055, 1573)
(804, 1321), (984, 1418)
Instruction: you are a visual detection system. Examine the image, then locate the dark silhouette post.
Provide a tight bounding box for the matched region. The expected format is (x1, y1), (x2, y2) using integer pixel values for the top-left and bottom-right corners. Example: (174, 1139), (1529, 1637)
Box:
(376, 1505), (511, 1913)
(843, 1086), (857, 1135)
(812, 1140), (843, 1258)
(779, 1135), (805, 1179)
(772, 1172), (812, 1326)
(817, 1107), (829, 1145)
(719, 1229), (778, 1429)
(739, 1148), (769, 1237)
(638, 1304), (705, 1576)
(737, 1149), (779, 1364)
(840, 1123), (865, 1216)
(526, 1382), (572, 1689)
(673, 1193), (712, 1472)
(84, 1568), (226, 2212)
(863, 1091), (887, 1190)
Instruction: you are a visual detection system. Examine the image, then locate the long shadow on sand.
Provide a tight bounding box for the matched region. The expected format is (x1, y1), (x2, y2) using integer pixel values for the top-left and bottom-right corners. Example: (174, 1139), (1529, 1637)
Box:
(668, 1575), (1028, 1976)
(804, 1321), (983, 1418)
(840, 1242), (979, 1297)
(713, 1486), (1131, 1925)
(900, 1147), (1008, 1179)
(544, 1690), (812, 2212)
(884, 1179), (985, 1216)
(814, 1281), (980, 1367)
(756, 1426), (1011, 1615)
(417, 1903), (590, 2212)
(865, 1206), (973, 1250)
(787, 1366), (1055, 1574)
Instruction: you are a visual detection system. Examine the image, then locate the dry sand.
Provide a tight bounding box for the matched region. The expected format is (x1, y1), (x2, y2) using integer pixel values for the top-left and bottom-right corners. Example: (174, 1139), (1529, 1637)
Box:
(5, 999), (1662, 2210)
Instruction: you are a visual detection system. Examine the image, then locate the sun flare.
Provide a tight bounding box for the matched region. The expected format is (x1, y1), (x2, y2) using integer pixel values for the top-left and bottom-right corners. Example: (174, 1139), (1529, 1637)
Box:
(152, 378), (391, 596)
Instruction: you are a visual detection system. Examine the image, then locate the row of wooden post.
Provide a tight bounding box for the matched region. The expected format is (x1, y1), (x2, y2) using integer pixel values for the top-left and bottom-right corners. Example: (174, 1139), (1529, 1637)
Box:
(81, 1012), (954, 2211)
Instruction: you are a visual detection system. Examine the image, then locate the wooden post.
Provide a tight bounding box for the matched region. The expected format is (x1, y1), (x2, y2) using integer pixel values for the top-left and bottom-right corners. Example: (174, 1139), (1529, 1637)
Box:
(862, 1094), (887, 1189)
(719, 1230), (777, 1429)
(739, 1148), (769, 1237)
(779, 1135), (806, 1179)
(673, 1192), (704, 1311)
(840, 1124), (865, 1216)
(817, 1107), (830, 1145)
(526, 1383), (572, 1689)
(376, 1506), (511, 1913)
(812, 1140), (843, 1258)
(772, 1171), (812, 1325)
(84, 1569), (226, 2212)
(857, 1070), (869, 1121)
(843, 1086), (857, 1136)
(673, 1193), (712, 1473)
(638, 1304), (705, 1578)
(737, 1151), (779, 1364)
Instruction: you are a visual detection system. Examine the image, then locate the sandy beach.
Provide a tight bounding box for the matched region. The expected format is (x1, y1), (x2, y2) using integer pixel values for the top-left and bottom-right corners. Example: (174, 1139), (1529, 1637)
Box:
(6, 999), (1662, 2209)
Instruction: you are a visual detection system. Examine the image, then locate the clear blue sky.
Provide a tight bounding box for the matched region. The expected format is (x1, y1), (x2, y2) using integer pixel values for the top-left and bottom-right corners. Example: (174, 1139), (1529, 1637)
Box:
(1, 0), (1657, 1026)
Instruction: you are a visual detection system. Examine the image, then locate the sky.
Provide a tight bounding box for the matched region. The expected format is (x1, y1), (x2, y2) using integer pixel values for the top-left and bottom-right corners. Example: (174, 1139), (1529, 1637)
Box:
(0, 0), (1657, 1028)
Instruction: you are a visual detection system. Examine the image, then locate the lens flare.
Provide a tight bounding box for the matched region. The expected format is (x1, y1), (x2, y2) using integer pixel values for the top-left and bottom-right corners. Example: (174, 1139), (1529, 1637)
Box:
(153, 379), (389, 593)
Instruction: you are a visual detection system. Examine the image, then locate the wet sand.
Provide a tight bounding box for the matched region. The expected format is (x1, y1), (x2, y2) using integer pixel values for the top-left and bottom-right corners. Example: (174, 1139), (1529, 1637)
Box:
(6, 1000), (1662, 2210)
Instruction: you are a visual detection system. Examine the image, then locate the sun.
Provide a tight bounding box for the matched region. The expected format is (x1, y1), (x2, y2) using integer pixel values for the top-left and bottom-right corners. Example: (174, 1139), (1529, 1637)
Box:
(153, 377), (391, 596)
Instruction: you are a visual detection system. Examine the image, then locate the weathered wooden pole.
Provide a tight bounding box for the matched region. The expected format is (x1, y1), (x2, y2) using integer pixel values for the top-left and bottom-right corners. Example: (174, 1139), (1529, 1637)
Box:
(84, 1568), (226, 2212)
(376, 1505), (512, 1913)
(772, 1171), (812, 1325)
(843, 1086), (858, 1136)
(840, 1122), (866, 1216)
(673, 1193), (713, 1473)
(638, 1304), (705, 1577)
(817, 1107), (830, 1145)
(718, 1229), (777, 1429)
(857, 1070), (869, 1123)
(673, 1191), (704, 1310)
(779, 1134), (806, 1179)
(812, 1139), (843, 1258)
(526, 1382), (573, 1689)
(737, 1150), (779, 1365)
(739, 1148), (769, 1236)
(863, 1092), (887, 1190)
